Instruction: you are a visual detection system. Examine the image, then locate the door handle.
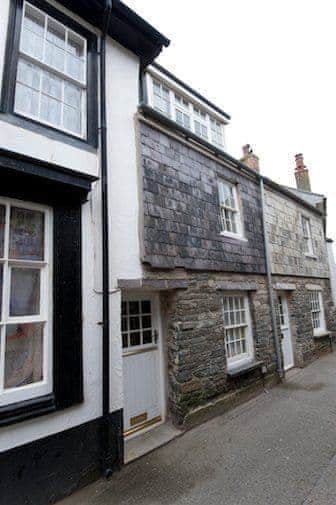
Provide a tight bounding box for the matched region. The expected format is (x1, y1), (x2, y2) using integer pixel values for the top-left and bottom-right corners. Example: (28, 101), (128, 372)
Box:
(153, 329), (158, 344)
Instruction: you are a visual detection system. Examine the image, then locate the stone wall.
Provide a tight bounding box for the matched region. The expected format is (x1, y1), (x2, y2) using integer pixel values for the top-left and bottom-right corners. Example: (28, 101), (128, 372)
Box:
(273, 276), (336, 367)
(155, 271), (277, 425)
(265, 186), (329, 278)
(140, 122), (266, 273)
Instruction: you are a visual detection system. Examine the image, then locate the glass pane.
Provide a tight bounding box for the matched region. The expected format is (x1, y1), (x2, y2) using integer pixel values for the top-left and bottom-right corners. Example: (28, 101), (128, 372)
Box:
(9, 207), (44, 261)
(40, 94), (62, 126)
(121, 317), (128, 332)
(122, 333), (128, 348)
(63, 105), (81, 135)
(15, 83), (39, 117)
(67, 54), (84, 81)
(141, 300), (151, 314)
(143, 330), (152, 345)
(130, 332), (140, 347)
(10, 268), (40, 316)
(142, 315), (151, 329)
(21, 4), (45, 60)
(42, 71), (62, 99)
(5, 323), (44, 389)
(130, 317), (140, 331)
(129, 301), (139, 315)
(45, 19), (66, 72)
(0, 265), (3, 317)
(17, 59), (41, 90)
(121, 301), (127, 316)
(67, 32), (85, 57)
(0, 205), (5, 258)
(64, 82), (81, 108)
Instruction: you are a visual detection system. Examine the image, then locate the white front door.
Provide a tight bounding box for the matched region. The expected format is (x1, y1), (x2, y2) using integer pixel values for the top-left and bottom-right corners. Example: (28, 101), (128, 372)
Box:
(278, 294), (295, 371)
(122, 294), (164, 436)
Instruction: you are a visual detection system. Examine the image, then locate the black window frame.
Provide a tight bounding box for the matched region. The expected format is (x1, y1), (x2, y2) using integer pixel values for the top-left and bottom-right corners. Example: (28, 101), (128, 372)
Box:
(0, 150), (94, 427)
(1, 0), (98, 149)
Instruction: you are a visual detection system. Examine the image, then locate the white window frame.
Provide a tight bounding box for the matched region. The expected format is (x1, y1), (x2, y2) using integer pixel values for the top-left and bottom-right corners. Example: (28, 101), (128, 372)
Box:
(14, 1), (87, 139)
(152, 79), (171, 117)
(301, 216), (314, 256)
(174, 93), (190, 130)
(210, 117), (224, 147)
(222, 293), (254, 369)
(147, 74), (226, 150)
(0, 197), (53, 407)
(218, 180), (245, 239)
(193, 106), (208, 140)
(309, 290), (326, 336)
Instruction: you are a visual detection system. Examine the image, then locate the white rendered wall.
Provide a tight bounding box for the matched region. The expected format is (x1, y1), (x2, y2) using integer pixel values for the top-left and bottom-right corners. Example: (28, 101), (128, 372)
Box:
(0, 1), (141, 452)
(327, 241), (336, 305)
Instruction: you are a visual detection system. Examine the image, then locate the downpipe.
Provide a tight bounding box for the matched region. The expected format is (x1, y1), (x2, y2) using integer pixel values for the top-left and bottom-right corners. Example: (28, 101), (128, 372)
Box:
(100, 0), (113, 479)
(260, 177), (285, 380)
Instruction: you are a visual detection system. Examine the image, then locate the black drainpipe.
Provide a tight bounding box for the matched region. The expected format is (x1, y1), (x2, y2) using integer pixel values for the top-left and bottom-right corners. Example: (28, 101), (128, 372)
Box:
(100, 0), (113, 478)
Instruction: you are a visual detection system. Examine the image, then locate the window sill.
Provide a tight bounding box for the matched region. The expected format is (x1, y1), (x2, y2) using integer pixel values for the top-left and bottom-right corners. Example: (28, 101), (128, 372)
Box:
(227, 360), (264, 378)
(313, 330), (331, 339)
(305, 253), (317, 260)
(220, 232), (248, 242)
(0, 393), (56, 428)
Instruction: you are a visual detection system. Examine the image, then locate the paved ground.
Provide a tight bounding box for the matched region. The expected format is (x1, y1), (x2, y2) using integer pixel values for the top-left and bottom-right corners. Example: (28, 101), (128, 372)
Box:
(61, 352), (336, 505)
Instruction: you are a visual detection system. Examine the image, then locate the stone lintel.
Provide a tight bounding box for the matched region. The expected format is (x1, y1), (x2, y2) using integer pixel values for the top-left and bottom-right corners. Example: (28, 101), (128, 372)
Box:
(274, 283), (296, 291)
(216, 281), (258, 291)
(118, 278), (188, 290)
(306, 283), (323, 291)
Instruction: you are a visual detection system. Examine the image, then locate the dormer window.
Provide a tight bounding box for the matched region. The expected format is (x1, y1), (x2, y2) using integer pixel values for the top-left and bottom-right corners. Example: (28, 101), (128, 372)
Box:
(153, 80), (170, 116)
(146, 71), (227, 150)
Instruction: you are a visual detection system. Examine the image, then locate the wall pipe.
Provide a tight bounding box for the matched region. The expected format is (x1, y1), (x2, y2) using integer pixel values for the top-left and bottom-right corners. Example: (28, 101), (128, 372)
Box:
(100, 0), (113, 478)
(260, 177), (284, 379)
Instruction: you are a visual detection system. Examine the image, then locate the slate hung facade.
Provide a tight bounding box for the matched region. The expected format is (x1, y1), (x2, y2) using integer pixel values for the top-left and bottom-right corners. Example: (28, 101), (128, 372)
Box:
(0, 1), (335, 505)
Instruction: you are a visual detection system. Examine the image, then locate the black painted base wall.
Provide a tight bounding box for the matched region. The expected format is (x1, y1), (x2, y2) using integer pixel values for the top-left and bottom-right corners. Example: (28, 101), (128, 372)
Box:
(0, 411), (123, 505)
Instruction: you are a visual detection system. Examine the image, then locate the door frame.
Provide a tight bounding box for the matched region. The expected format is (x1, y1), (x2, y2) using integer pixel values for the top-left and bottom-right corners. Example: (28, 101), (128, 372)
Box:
(122, 291), (166, 439)
(278, 292), (295, 371)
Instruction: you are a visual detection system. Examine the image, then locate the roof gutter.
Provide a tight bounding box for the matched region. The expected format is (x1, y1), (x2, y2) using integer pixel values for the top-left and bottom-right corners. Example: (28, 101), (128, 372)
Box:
(100, 0), (114, 479)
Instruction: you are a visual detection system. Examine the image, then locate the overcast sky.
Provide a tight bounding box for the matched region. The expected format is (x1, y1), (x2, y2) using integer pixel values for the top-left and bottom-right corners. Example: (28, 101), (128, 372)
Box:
(127, 0), (336, 242)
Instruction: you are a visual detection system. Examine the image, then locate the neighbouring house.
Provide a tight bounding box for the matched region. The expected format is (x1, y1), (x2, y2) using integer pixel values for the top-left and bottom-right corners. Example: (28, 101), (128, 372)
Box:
(0, 2), (335, 505)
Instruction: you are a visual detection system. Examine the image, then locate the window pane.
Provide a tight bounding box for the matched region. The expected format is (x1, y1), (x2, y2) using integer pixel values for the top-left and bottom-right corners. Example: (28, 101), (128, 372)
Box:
(64, 105), (81, 135)
(15, 83), (39, 117)
(130, 317), (140, 331)
(130, 332), (140, 347)
(129, 301), (139, 315)
(142, 315), (151, 329)
(4, 323), (44, 389)
(9, 207), (44, 261)
(21, 5), (44, 60)
(67, 32), (85, 58)
(40, 94), (62, 126)
(45, 18), (66, 72)
(10, 268), (40, 316)
(17, 59), (41, 90)
(143, 330), (152, 345)
(64, 82), (81, 108)
(141, 300), (151, 314)
(0, 205), (5, 258)
(42, 71), (62, 99)
(0, 265), (3, 317)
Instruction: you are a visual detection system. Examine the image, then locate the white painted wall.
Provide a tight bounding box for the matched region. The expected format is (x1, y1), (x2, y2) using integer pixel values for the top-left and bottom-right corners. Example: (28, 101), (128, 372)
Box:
(327, 241), (336, 305)
(0, 1), (143, 452)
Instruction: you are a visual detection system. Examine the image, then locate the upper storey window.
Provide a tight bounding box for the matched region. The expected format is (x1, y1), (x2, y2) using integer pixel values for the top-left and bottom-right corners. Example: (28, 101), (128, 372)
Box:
(146, 74), (226, 150)
(301, 216), (314, 256)
(153, 80), (170, 116)
(1, 0), (98, 146)
(15, 2), (86, 138)
(218, 180), (243, 238)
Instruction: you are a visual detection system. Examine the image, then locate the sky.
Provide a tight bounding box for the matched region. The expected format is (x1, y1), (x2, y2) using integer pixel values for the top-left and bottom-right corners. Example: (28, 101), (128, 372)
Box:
(126, 0), (336, 242)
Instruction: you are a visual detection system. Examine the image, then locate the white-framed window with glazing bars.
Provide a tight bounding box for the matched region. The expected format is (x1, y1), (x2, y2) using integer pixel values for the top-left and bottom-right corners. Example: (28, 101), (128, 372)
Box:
(218, 180), (243, 237)
(222, 294), (254, 368)
(0, 197), (52, 407)
(302, 216), (314, 255)
(121, 299), (155, 351)
(152, 80), (170, 117)
(14, 1), (87, 138)
(309, 290), (326, 334)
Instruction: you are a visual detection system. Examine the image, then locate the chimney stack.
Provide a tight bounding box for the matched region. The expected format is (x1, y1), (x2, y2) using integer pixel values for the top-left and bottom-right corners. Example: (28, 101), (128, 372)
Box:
(294, 153), (311, 192)
(241, 144), (260, 172)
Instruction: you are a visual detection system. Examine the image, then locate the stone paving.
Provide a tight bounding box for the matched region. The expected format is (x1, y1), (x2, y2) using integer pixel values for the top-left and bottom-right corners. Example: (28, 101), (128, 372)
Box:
(60, 352), (336, 505)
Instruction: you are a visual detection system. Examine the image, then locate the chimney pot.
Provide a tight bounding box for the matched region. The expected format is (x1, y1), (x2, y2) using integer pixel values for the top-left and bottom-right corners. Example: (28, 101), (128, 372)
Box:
(295, 153), (306, 171)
